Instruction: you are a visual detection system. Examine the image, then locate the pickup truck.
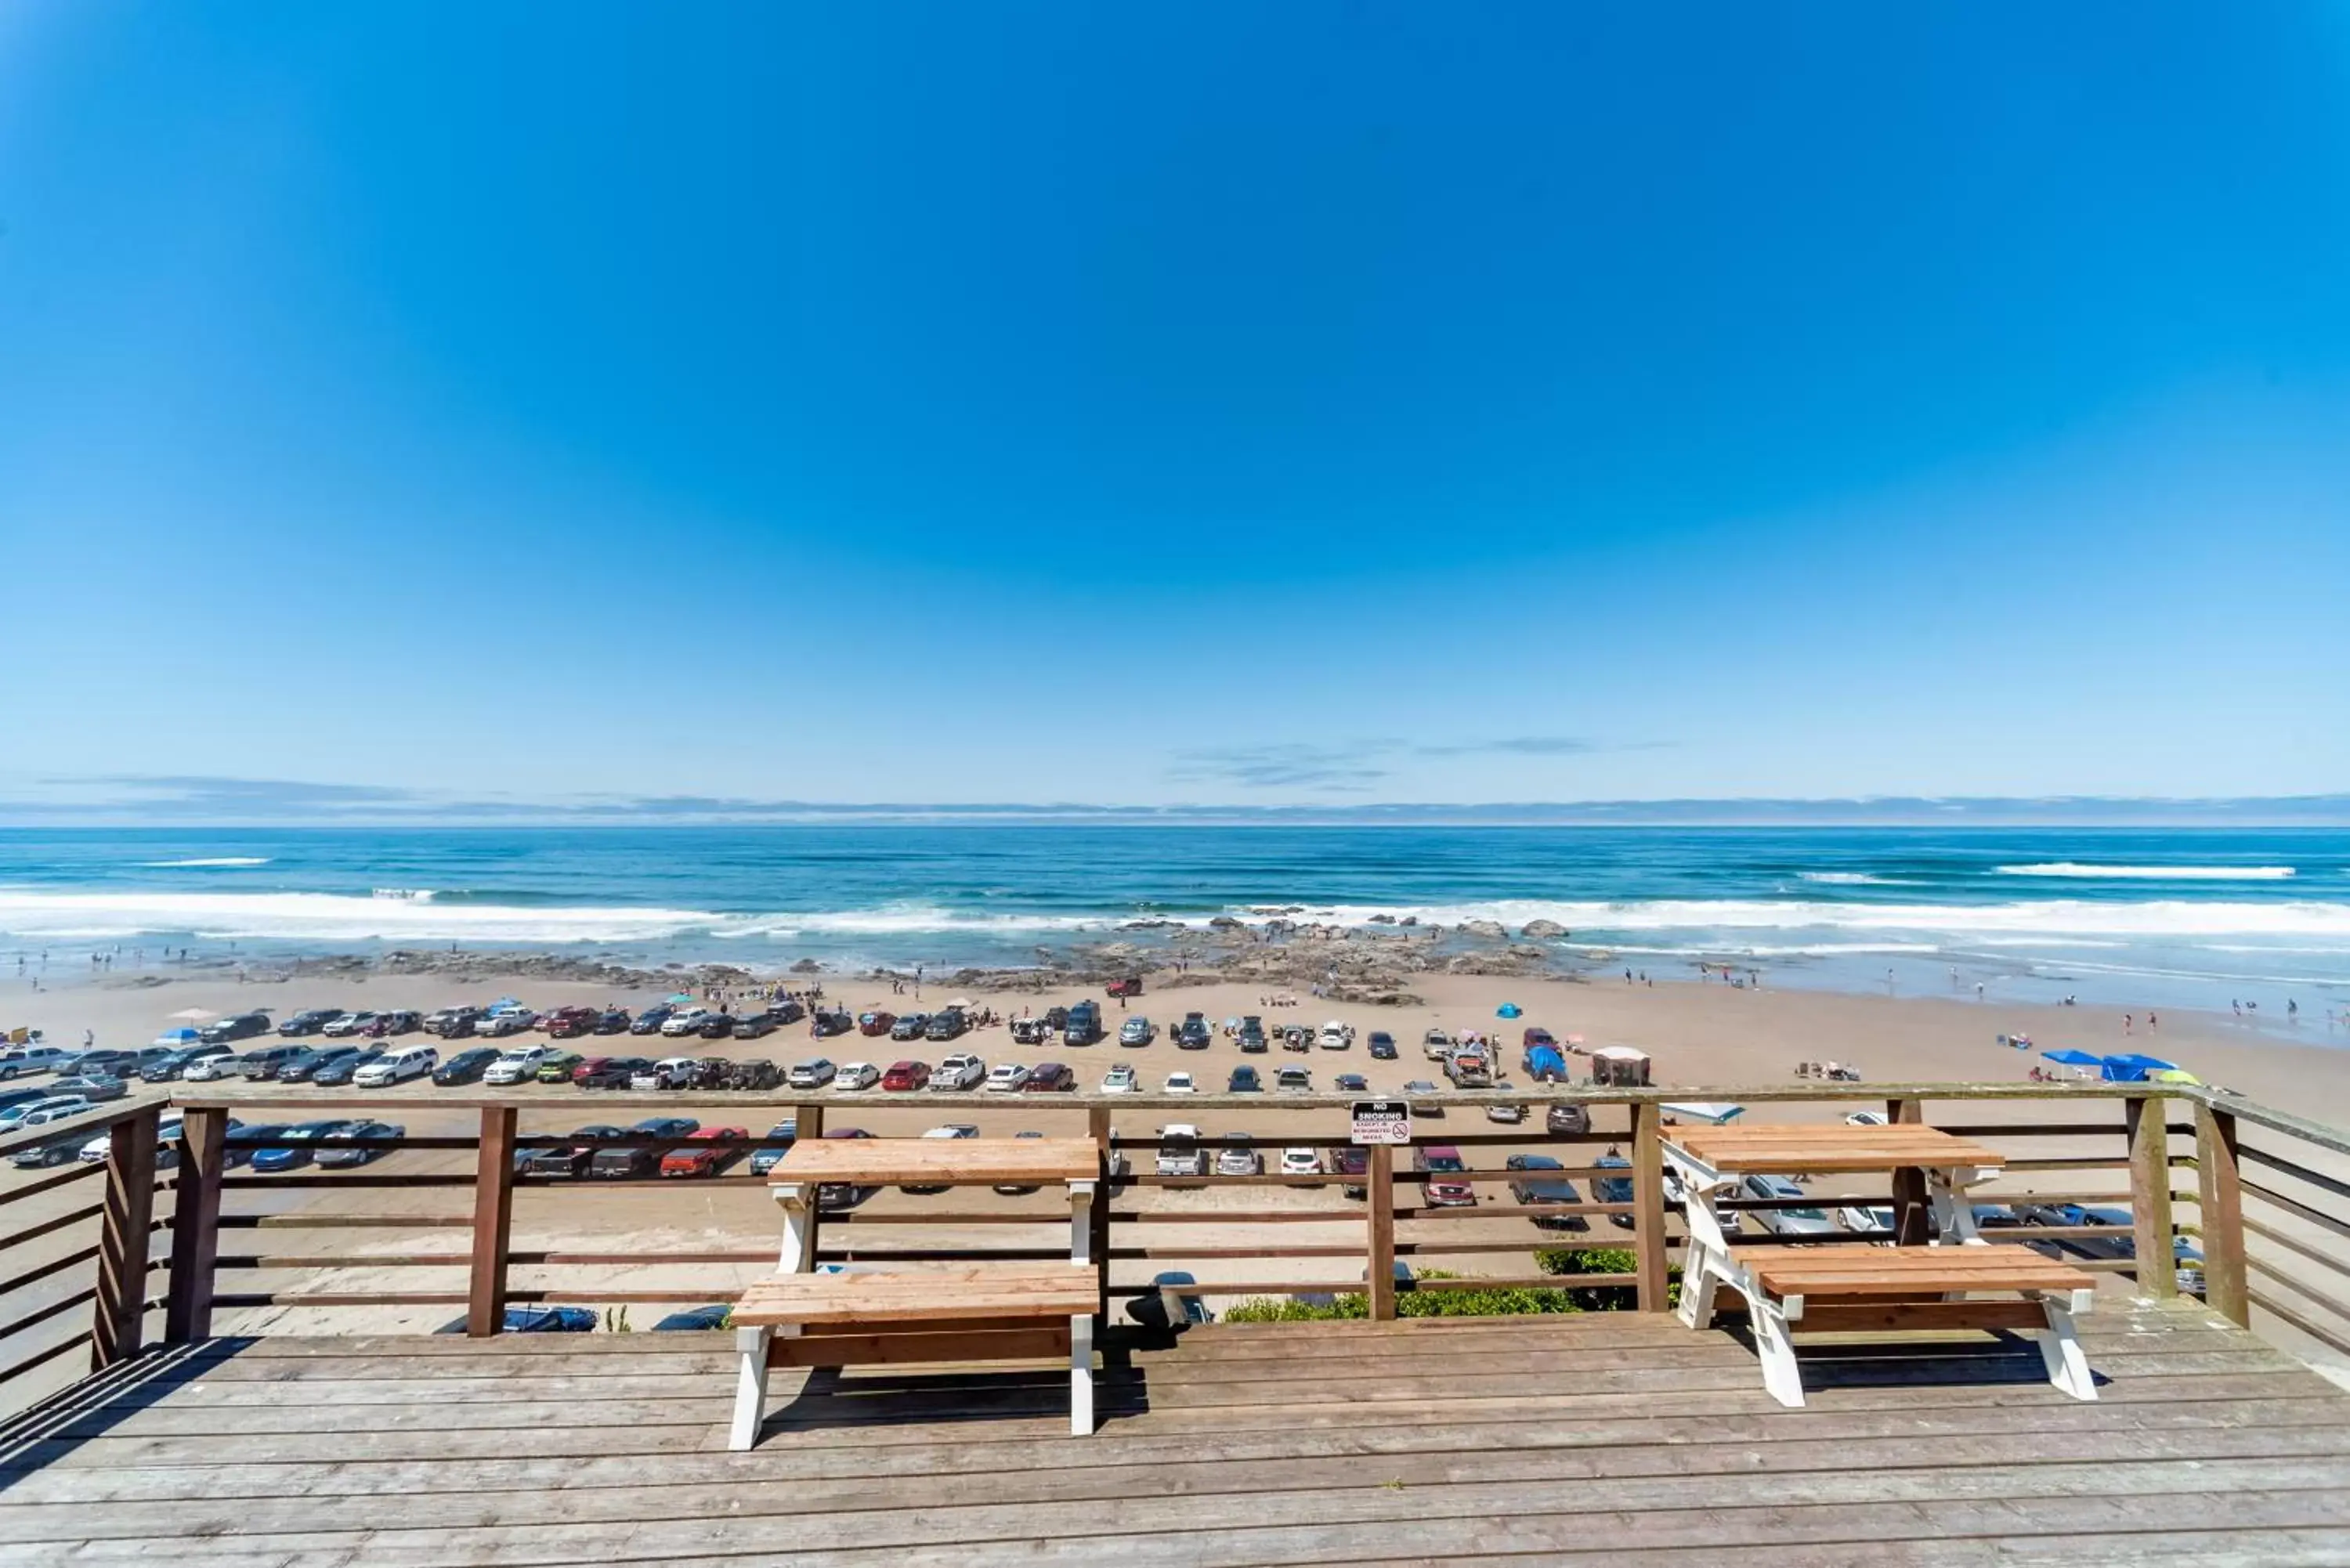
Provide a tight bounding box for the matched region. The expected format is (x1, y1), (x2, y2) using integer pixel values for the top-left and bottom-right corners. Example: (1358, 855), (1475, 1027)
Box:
(1155, 1124), (1208, 1180)
(931, 1053), (986, 1091)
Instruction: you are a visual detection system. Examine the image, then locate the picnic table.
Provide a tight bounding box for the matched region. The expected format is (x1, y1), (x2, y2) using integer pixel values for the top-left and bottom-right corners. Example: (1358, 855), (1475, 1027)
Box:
(732, 1136), (1104, 1447)
(1661, 1122), (2097, 1407)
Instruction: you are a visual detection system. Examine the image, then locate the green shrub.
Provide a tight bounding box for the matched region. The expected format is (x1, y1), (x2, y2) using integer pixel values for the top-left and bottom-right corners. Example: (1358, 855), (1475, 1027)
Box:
(1221, 1270), (1582, 1322)
(1534, 1245), (1681, 1310)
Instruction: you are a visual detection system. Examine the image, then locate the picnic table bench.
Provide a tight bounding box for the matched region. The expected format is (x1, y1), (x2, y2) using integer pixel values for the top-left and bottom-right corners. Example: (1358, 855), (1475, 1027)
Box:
(730, 1136), (1102, 1447)
(1665, 1122), (2099, 1407)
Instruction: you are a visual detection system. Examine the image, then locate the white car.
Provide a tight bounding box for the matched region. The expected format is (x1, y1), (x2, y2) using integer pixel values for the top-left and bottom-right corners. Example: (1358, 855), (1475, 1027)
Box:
(787, 1058), (837, 1089)
(1280, 1147), (1323, 1179)
(1843, 1110), (1890, 1128)
(0, 1096), (91, 1130)
(483, 1046), (551, 1085)
(1163, 1071), (1196, 1094)
(934, 1053), (987, 1091)
(1155, 1125), (1207, 1178)
(1835, 1198), (1896, 1240)
(1101, 1064), (1138, 1093)
(320, 1012), (377, 1039)
(984, 1062), (1032, 1093)
(632, 1057), (699, 1091)
(475, 1006), (536, 1038)
(1422, 1028), (1455, 1061)
(1486, 1102), (1526, 1124)
(1215, 1138), (1262, 1176)
(1318, 1021), (1354, 1050)
(0, 1045), (69, 1079)
(82, 1115), (191, 1165)
(831, 1061), (880, 1091)
(352, 1046), (436, 1086)
(183, 1053), (245, 1082)
(660, 1008), (711, 1038)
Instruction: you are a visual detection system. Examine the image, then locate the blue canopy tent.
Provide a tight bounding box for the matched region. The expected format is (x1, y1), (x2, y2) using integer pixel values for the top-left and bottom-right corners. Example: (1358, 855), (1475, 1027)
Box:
(2041, 1049), (2103, 1066)
(1495, 1003), (1523, 1020)
(2099, 1053), (2178, 1083)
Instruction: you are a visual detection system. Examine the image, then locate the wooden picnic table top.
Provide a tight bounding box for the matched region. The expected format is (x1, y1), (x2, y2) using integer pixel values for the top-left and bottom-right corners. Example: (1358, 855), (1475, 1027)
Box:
(733, 1264), (1100, 1325)
(769, 1136), (1101, 1186)
(1730, 1242), (2096, 1299)
(1667, 1122), (2005, 1174)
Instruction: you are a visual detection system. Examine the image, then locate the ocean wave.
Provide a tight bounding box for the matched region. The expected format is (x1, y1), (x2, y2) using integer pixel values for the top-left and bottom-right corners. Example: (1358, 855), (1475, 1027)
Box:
(1280, 898), (2350, 940)
(1994, 862), (2296, 881)
(1795, 872), (1913, 886)
(137, 857), (271, 869)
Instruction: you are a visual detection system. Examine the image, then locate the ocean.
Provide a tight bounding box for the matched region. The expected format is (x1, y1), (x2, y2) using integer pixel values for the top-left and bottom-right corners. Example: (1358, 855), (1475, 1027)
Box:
(1, 826), (2345, 1014)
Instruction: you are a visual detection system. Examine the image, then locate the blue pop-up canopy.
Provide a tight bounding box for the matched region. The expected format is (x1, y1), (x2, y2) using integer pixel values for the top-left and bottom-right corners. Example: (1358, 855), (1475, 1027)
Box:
(1495, 1003), (1522, 1019)
(2041, 1048), (2104, 1066)
(2099, 1052), (2178, 1082)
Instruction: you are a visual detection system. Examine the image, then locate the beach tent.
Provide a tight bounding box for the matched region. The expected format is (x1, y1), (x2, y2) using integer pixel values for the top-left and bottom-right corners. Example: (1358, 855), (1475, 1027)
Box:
(1589, 1045), (1652, 1088)
(1661, 1102), (1746, 1125)
(2099, 1053), (2178, 1083)
(150, 1028), (202, 1049)
(666, 993), (695, 1005)
(2153, 1068), (2202, 1086)
(2041, 1048), (2104, 1067)
(1495, 1003), (1522, 1019)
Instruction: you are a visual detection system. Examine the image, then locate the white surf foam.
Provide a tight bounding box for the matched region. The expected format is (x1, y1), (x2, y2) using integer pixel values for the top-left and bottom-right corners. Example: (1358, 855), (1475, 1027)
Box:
(1795, 872), (1911, 886)
(1994, 863), (2296, 881)
(1281, 898), (2350, 941)
(137, 857), (272, 869)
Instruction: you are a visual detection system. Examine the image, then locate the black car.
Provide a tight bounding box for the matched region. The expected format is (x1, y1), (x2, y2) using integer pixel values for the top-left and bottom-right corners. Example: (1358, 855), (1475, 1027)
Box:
(922, 1010), (966, 1042)
(652, 1303), (732, 1331)
(1228, 1064), (1261, 1093)
(628, 1006), (674, 1037)
(772, 999), (808, 1025)
(363, 1010), (423, 1038)
(812, 1009), (854, 1038)
(815, 1128), (877, 1209)
(1238, 1017), (1268, 1053)
(527, 1124), (625, 1178)
(9, 1129), (89, 1169)
(1063, 1002), (1102, 1046)
(728, 1058), (783, 1090)
(696, 1013), (737, 1041)
(1546, 1104), (1592, 1136)
(1506, 1154), (1588, 1230)
(1368, 1031), (1398, 1060)
(594, 1008), (632, 1035)
(144, 1044), (236, 1083)
(424, 1006), (481, 1039)
(589, 1116), (699, 1179)
(220, 1123), (292, 1169)
(432, 1047), (501, 1086)
(310, 1047), (385, 1087)
(1176, 1013), (1212, 1050)
(200, 1011), (273, 1046)
(436, 1305), (596, 1335)
(732, 1012), (779, 1039)
(577, 1056), (650, 1089)
(888, 1013), (929, 1042)
(316, 1120), (405, 1168)
(277, 1009), (342, 1038)
(279, 1046), (363, 1084)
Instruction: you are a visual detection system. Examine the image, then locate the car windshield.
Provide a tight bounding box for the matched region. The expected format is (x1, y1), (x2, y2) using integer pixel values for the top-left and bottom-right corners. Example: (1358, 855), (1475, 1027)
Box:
(1425, 1152), (1464, 1172)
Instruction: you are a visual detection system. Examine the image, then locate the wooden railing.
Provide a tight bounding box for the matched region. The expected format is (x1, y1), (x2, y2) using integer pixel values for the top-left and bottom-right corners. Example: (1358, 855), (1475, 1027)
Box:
(2, 1079), (2345, 1411)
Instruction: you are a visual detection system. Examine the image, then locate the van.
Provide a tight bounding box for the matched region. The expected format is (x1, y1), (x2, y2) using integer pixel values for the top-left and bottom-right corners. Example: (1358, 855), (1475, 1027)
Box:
(353, 1046), (438, 1087)
(237, 1043), (309, 1082)
(1063, 1002), (1101, 1047)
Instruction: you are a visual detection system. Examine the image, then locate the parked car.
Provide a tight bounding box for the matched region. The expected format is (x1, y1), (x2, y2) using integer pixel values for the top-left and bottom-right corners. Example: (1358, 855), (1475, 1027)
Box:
(1335, 1072), (1368, 1093)
(1228, 1064), (1261, 1093)
(320, 1012), (378, 1039)
(591, 1008), (631, 1036)
(533, 1052), (585, 1085)
(1155, 1125), (1207, 1179)
(923, 1010), (967, 1043)
(219, 1122), (291, 1168)
(1023, 1062), (1076, 1092)
(1276, 1064), (1313, 1093)
(1175, 1013), (1212, 1050)
(543, 1006), (601, 1039)
(1401, 1079), (1443, 1109)
(995, 1129), (1050, 1194)
(1281, 1024), (1312, 1053)
(250, 1120), (356, 1172)
(732, 1011), (780, 1040)
(1423, 1028), (1455, 1060)
(1594, 1151), (1636, 1227)
(276, 1009), (343, 1038)
(1063, 1002), (1102, 1046)
(1010, 1017), (1051, 1045)
(483, 1046), (552, 1085)
(316, 1120), (404, 1168)
(49, 1073), (128, 1102)
(590, 1116), (700, 1178)
(881, 1060), (932, 1091)
(583, 1053), (658, 1090)
(352, 1046), (437, 1086)
(931, 1053), (986, 1091)
(432, 1047), (501, 1086)
(1335, 1145), (1370, 1199)
(694, 1013), (738, 1041)
(476, 1006), (536, 1038)
(364, 1010), (421, 1039)
(889, 1014), (931, 1042)
(1119, 1017), (1155, 1047)
(631, 1057), (700, 1091)
(0, 1044), (70, 1078)
(748, 1120), (797, 1176)
(1317, 1021), (1354, 1051)
(1834, 1198), (1896, 1238)
(1367, 1031), (1398, 1060)
(660, 1008), (711, 1038)
(856, 1010), (896, 1038)
(832, 1061), (880, 1091)
(1162, 1071), (1196, 1094)
(236, 1043), (311, 1081)
(661, 1127), (747, 1177)
(1506, 1154), (1587, 1230)
(652, 1304), (732, 1331)
(199, 1011), (274, 1046)
(424, 1006), (481, 1039)
(527, 1125), (625, 1178)
(1487, 1102), (1526, 1125)
(1546, 1104), (1592, 1136)
(786, 1057), (839, 1090)
(1102, 1064), (1139, 1093)
(628, 1005), (675, 1037)
(1216, 1135), (1263, 1177)
(436, 1306), (596, 1335)
(1237, 1017), (1267, 1053)
(1741, 1173), (1838, 1238)
(811, 1008), (854, 1038)
(1844, 1110), (1890, 1128)
(1423, 1145), (1477, 1207)
(815, 1128), (877, 1210)
(9, 1129), (92, 1169)
(902, 1124), (978, 1192)
(1280, 1147), (1324, 1183)
(1125, 1270), (1211, 1329)
(985, 1061), (1032, 1093)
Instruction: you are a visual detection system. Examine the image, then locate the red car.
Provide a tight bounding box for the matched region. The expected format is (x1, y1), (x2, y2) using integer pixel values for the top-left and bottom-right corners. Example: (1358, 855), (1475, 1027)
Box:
(857, 1010), (896, 1037)
(569, 1055), (614, 1084)
(1521, 1026), (1556, 1051)
(1423, 1145), (1477, 1208)
(880, 1060), (931, 1091)
(660, 1127), (747, 1177)
(1021, 1062), (1076, 1092)
(544, 1006), (601, 1039)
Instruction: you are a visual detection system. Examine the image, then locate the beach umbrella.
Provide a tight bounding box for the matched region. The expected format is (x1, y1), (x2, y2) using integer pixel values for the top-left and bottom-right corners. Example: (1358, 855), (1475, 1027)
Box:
(948, 997), (974, 1010)
(1495, 1003), (1522, 1019)
(2153, 1068), (2201, 1085)
(168, 1007), (217, 1022)
(666, 992), (695, 1005)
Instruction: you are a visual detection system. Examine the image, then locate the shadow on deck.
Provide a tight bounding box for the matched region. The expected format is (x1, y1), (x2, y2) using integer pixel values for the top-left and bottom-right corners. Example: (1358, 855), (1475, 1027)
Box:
(1, 1298), (2347, 1566)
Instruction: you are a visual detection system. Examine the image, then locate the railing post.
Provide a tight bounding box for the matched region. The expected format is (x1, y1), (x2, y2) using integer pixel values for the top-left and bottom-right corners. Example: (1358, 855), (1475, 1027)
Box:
(1086, 1106), (1112, 1319)
(164, 1106), (226, 1345)
(793, 1101), (823, 1270)
(1632, 1100), (1668, 1311)
(2192, 1099), (2245, 1323)
(2126, 1093), (2178, 1297)
(92, 1104), (161, 1371)
(1888, 1097), (1931, 1245)
(468, 1106), (518, 1336)
(1367, 1143), (1396, 1321)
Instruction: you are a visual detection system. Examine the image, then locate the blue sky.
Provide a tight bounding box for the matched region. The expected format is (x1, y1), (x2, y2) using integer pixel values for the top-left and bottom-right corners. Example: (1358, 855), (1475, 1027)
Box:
(3, 3), (2348, 817)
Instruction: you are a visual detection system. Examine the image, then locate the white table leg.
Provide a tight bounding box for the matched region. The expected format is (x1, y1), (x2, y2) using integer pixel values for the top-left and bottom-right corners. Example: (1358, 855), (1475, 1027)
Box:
(1068, 1180), (1096, 1266)
(1677, 1245), (1721, 1330)
(1752, 1295), (1806, 1407)
(1069, 1312), (1094, 1436)
(773, 1183), (812, 1272)
(2036, 1297), (2097, 1400)
(1928, 1168), (1983, 1245)
(728, 1325), (773, 1450)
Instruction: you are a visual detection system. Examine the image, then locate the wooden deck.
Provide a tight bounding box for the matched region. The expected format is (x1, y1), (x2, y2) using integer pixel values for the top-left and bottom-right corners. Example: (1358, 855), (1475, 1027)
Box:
(2, 1299), (2348, 1566)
